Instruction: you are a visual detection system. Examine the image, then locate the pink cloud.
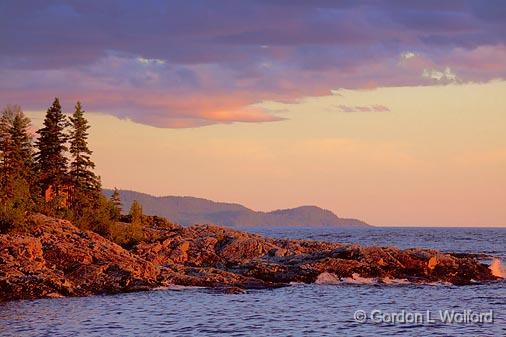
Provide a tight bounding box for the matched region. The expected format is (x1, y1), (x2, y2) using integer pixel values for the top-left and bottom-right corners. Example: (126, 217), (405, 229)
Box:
(2, 42), (503, 128)
(2, 2), (506, 124)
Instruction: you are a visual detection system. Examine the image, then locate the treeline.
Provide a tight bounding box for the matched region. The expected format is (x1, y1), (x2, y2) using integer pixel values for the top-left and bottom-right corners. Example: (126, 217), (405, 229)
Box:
(0, 99), (166, 246)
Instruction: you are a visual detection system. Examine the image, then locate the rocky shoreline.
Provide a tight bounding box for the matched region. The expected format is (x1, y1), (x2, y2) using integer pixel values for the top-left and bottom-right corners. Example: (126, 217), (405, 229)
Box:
(0, 214), (500, 302)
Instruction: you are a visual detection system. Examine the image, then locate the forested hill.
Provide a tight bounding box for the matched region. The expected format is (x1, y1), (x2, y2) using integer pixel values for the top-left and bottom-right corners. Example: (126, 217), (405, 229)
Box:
(103, 189), (371, 228)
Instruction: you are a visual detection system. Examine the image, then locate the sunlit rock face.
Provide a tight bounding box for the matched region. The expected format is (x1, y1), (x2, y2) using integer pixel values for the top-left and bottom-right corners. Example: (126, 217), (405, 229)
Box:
(0, 215), (499, 302)
(0, 215), (159, 301)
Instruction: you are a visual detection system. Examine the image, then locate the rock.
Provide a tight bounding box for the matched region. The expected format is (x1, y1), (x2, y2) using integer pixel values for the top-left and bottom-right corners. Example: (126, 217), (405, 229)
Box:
(0, 214), (499, 302)
(427, 256), (438, 270)
(0, 214), (159, 301)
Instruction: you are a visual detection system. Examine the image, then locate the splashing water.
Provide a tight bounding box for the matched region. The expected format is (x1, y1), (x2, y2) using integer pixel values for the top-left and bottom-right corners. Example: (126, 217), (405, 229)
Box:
(315, 272), (377, 285)
(490, 258), (506, 278)
(315, 272), (340, 284)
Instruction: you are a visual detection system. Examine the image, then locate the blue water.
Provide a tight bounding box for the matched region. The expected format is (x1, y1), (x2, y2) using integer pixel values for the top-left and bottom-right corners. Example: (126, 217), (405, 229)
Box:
(1, 227), (505, 337)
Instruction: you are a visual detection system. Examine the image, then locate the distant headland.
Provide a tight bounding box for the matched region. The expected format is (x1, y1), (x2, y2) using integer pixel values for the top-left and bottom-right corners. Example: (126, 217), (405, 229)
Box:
(103, 189), (371, 228)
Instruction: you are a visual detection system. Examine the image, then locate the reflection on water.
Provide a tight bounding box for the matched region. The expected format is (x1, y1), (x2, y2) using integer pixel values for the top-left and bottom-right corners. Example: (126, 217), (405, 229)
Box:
(1, 227), (505, 337)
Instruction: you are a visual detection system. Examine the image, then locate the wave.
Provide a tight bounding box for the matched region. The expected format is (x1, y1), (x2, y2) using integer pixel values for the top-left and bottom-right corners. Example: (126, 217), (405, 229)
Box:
(153, 285), (206, 291)
(314, 272), (459, 286)
(315, 272), (341, 284)
(315, 272), (410, 285)
(380, 277), (410, 285)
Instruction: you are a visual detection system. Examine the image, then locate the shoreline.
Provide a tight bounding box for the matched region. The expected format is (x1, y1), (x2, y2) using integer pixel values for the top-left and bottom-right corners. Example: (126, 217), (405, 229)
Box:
(0, 214), (502, 302)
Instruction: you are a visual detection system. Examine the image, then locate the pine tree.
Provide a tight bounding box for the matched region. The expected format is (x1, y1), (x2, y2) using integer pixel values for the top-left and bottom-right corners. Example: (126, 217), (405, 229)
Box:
(110, 188), (122, 220)
(8, 113), (33, 175)
(0, 107), (14, 190)
(67, 101), (103, 227)
(0, 105), (33, 197)
(35, 98), (69, 196)
(69, 102), (100, 196)
(0, 105), (34, 232)
(0, 105), (19, 190)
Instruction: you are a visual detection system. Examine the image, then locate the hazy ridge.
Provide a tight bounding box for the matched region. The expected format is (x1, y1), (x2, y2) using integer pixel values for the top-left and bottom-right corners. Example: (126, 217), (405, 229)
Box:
(103, 189), (370, 228)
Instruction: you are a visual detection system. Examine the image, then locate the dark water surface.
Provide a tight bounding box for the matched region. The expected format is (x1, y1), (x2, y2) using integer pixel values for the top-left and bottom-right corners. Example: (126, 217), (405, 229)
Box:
(1, 227), (505, 337)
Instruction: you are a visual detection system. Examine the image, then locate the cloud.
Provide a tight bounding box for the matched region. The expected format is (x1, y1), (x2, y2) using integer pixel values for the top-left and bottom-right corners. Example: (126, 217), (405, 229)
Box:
(137, 57), (165, 65)
(0, 1), (504, 127)
(337, 105), (390, 113)
(422, 67), (459, 82)
(400, 51), (416, 61)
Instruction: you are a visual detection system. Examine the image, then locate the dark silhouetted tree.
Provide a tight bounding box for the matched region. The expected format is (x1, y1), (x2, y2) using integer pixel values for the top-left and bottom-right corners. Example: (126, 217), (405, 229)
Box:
(35, 98), (68, 197)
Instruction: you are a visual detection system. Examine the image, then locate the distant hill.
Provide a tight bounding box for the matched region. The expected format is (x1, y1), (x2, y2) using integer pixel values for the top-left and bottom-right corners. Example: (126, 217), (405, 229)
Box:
(103, 189), (371, 228)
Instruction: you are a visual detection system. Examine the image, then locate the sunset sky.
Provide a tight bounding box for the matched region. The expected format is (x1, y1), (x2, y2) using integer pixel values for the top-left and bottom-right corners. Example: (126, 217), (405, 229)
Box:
(1, 1), (505, 226)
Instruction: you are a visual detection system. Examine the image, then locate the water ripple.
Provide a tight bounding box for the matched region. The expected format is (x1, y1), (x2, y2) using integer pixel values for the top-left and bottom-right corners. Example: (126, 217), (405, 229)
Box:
(1, 227), (505, 336)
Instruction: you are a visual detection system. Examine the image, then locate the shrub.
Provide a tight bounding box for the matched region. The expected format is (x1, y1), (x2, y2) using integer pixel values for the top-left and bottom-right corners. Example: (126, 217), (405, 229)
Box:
(142, 215), (176, 229)
(71, 194), (115, 237)
(0, 200), (28, 233)
(107, 221), (144, 248)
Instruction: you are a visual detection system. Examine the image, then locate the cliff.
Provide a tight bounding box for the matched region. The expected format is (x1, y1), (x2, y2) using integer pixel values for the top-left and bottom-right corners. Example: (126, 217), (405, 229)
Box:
(0, 214), (499, 301)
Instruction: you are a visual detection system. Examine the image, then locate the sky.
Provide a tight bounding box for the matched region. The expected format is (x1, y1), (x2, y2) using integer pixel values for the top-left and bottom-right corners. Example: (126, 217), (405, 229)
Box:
(1, 1), (505, 226)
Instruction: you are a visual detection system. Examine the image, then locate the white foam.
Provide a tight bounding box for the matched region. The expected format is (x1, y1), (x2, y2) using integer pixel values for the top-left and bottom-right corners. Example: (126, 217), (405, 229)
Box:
(314, 273), (455, 286)
(153, 286), (170, 291)
(426, 281), (452, 286)
(153, 285), (205, 291)
(380, 277), (410, 285)
(315, 272), (340, 284)
(341, 273), (376, 284)
(315, 272), (377, 285)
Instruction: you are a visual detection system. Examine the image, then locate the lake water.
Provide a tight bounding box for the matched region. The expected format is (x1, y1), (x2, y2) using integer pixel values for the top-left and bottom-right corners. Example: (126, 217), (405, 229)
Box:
(1, 227), (505, 336)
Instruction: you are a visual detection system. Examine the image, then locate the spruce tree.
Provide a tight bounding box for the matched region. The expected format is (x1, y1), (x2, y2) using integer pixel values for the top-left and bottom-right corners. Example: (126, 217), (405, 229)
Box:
(0, 105), (34, 232)
(0, 105), (33, 196)
(68, 102), (102, 225)
(35, 98), (69, 196)
(0, 106), (15, 190)
(110, 188), (122, 220)
(6, 113), (33, 180)
(69, 102), (100, 195)
(0, 105), (19, 190)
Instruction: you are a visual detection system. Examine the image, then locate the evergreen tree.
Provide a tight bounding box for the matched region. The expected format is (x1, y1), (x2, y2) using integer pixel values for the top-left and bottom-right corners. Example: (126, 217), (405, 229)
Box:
(0, 105), (34, 232)
(0, 105), (19, 189)
(68, 102), (100, 198)
(0, 105), (33, 196)
(127, 199), (144, 245)
(129, 200), (143, 225)
(67, 102), (103, 227)
(35, 98), (68, 196)
(7, 112), (33, 177)
(110, 187), (122, 220)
